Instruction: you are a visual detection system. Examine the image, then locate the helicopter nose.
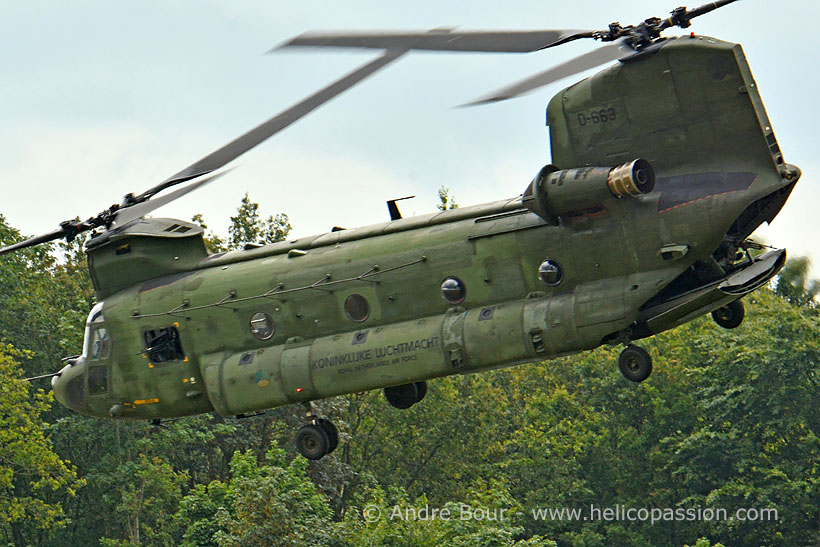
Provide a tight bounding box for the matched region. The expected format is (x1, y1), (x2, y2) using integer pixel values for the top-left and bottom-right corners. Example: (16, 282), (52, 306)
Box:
(52, 359), (87, 413)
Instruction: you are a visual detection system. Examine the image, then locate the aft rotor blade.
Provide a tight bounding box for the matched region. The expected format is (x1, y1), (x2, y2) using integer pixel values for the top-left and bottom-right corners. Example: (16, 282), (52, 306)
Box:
(0, 227), (68, 256)
(134, 49), (407, 202)
(686, 0), (742, 21)
(462, 41), (630, 106)
(279, 29), (594, 53)
(113, 169), (233, 227)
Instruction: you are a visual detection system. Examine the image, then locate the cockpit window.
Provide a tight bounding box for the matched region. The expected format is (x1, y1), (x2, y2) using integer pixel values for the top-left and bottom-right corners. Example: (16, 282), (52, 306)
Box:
(90, 328), (110, 361)
(83, 302), (106, 359)
(88, 365), (108, 396)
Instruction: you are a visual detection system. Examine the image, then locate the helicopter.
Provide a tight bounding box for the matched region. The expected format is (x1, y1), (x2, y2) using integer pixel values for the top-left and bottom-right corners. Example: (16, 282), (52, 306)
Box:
(3, 0), (800, 460)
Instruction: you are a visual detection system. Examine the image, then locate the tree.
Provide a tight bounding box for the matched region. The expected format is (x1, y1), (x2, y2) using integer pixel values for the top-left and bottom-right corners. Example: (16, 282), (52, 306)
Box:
(228, 193), (292, 249)
(0, 215), (92, 379)
(174, 480), (231, 547)
(437, 186), (459, 211)
(0, 344), (81, 545)
(774, 256), (819, 308)
(193, 194), (292, 253)
(173, 446), (334, 547)
(262, 213), (293, 245)
(192, 213), (228, 254)
(337, 480), (556, 546)
(658, 290), (820, 546)
(99, 455), (188, 547)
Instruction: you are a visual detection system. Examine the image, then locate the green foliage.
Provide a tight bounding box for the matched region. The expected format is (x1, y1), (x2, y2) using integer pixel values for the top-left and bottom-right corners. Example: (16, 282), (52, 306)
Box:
(0, 344), (81, 543)
(437, 186), (459, 211)
(0, 215), (93, 378)
(175, 481), (231, 547)
(774, 256), (820, 308)
(214, 446), (333, 546)
(193, 193), (292, 253)
(658, 290), (820, 546)
(99, 454), (188, 546)
(683, 540), (726, 547)
(337, 480), (555, 547)
(191, 213), (228, 254)
(172, 446), (334, 546)
(228, 192), (292, 249)
(332, 374), (520, 514)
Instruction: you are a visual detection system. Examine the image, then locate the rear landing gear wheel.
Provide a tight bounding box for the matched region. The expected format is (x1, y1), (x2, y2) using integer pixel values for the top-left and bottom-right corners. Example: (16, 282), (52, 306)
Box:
(712, 300), (745, 329)
(618, 345), (652, 383)
(295, 423), (330, 460)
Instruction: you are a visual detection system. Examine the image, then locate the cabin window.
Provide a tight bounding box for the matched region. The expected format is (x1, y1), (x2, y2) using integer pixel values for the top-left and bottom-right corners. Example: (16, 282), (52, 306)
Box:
(87, 365), (108, 396)
(538, 259), (563, 286)
(249, 312), (275, 340)
(144, 327), (185, 363)
(344, 294), (370, 322)
(440, 277), (466, 304)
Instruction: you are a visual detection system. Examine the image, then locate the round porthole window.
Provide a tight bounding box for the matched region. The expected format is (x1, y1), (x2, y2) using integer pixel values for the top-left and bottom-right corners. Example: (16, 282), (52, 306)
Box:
(345, 294), (370, 322)
(249, 312), (275, 340)
(440, 277), (466, 304)
(538, 259), (563, 286)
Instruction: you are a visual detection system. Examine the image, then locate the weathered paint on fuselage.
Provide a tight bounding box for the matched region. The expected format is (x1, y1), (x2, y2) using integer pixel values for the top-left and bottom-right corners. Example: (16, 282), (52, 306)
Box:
(54, 36), (798, 420)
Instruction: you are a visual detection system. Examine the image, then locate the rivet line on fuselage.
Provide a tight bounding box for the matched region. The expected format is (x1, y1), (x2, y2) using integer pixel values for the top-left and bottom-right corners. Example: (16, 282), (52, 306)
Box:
(130, 256), (427, 319)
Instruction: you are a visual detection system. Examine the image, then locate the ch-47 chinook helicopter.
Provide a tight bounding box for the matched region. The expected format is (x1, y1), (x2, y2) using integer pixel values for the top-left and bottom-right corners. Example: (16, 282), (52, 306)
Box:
(4, 0), (800, 460)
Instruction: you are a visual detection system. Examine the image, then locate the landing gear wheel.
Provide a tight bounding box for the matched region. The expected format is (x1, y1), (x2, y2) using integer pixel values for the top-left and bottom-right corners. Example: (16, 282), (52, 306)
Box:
(314, 418), (338, 454)
(712, 300), (745, 329)
(618, 345), (652, 383)
(384, 381), (428, 408)
(295, 423), (330, 460)
(384, 383), (418, 409)
(413, 381), (427, 404)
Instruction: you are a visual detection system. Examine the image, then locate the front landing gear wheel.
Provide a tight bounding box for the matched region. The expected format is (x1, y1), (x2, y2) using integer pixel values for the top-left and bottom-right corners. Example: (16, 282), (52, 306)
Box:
(618, 345), (652, 383)
(296, 423), (330, 460)
(712, 300), (745, 329)
(314, 418), (338, 454)
(413, 381), (427, 403)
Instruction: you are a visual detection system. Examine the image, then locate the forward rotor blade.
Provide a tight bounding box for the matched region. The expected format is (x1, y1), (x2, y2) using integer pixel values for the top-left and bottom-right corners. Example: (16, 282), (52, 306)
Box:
(462, 41), (631, 106)
(0, 227), (68, 256)
(24, 372), (62, 382)
(2, 50), (406, 258)
(113, 169), (234, 227)
(279, 29), (594, 53)
(134, 49), (407, 203)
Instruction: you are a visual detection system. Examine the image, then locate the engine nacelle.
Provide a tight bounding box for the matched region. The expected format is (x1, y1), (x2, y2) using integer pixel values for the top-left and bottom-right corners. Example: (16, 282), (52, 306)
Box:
(522, 159), (655, 223)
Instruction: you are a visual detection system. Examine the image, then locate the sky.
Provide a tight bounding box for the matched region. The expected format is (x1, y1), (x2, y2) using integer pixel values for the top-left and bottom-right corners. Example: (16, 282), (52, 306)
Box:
(1, 0), (818, 271)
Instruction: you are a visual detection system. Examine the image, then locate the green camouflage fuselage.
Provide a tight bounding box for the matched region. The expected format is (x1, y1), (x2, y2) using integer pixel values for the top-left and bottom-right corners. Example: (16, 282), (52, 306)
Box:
(54, 36), (798, 419)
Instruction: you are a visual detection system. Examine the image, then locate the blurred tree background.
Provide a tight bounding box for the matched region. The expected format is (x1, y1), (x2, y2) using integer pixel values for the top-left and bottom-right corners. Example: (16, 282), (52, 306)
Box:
(0, 192), (818, 546)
